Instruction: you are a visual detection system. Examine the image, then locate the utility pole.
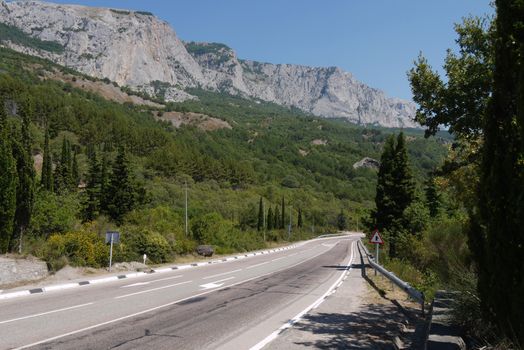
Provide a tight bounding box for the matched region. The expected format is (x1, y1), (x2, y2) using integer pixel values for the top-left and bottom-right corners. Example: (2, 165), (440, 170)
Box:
(185, 181), (188, 237)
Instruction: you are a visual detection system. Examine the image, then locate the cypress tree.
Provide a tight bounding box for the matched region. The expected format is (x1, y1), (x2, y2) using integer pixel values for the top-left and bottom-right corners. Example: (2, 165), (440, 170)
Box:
(267, 206), (273, 230)
(336, 210), (347, 231)
(83, 151), (101, 222)
(71, 151), (79, 188)
(99, 154), (110, 214)
(40, 128), (53, 191)
(274, 206), (281, 230)
(425, 177), (441, 217)
(11, 97), (35, 253)
(280, 197), (285, 229)
(106, 147), (137, 224)
(297, 208), (303, 228)
(0, 102), (17, 253)
(257, 197), (264, 231)
(472, 0), (524, 343)
(54, 138), (72, 193)
(372, 133), (414, 258)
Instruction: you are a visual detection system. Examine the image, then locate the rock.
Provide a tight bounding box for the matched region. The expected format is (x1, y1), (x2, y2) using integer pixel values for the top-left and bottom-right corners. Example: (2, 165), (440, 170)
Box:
(196, 245), (214, 257)
(0, 256), (48, 287)
(353, 157), (380, 170)
(0, 1), (419, 128)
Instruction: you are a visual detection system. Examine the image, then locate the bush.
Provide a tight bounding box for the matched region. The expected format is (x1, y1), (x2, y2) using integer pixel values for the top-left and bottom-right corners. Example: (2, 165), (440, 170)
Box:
(31, 191), (80, 237)
(123, 228), (171, 263)
(43, 229), (108, 270)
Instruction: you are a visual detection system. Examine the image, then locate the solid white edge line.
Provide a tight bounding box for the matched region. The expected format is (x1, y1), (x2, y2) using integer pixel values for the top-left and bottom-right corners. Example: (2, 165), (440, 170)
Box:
(249, 241), (356, 350)
(14, 242), (338, 349)
(0, 302), (94, 325)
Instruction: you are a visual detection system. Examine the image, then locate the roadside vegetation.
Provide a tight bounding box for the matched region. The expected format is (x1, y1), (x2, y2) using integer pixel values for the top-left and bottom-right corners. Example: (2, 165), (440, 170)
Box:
(0, 46), (447, 274)
(369, 3), (524, 347)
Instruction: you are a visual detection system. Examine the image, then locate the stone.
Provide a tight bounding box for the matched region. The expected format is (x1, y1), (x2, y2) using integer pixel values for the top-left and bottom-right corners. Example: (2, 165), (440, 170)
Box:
(196, 245), (214, 257)
(353, 157), (380, 169)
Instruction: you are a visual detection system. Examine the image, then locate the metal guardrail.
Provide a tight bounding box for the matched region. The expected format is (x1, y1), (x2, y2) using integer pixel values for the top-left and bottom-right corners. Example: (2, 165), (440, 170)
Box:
(358, 240), (425, 313)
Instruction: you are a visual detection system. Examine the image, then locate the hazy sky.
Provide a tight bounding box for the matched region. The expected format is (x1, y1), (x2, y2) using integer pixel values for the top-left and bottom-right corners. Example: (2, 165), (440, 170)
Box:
(43, 0), (493, 100)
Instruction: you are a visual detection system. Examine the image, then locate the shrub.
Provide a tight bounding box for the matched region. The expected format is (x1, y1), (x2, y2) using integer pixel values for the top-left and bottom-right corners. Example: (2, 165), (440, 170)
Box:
(43, 229), (108, 270)
(123, 228), (171, 263)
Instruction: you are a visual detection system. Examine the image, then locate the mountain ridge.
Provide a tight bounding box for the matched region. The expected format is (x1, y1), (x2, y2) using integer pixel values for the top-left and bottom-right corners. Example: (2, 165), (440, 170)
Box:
(0, 0), (418, 128)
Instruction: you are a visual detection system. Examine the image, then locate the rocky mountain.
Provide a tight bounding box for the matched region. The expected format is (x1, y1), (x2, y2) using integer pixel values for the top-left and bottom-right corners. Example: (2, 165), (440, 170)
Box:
(0, 0), (418, 128)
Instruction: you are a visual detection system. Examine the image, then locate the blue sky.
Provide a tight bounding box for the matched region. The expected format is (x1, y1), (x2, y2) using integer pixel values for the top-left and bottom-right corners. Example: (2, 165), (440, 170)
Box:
(43, 0), (493, 100)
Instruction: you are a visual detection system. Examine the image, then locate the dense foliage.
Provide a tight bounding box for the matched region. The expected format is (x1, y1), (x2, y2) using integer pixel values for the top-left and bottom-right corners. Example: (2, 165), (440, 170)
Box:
(0, 46), (447, 277)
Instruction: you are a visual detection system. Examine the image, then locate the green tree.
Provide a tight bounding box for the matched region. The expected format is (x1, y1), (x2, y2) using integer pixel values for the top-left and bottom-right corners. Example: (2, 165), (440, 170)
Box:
(105, 147), (137, 224)
(280, 196), (285, 229)
(99, 154), (111, 213)
(11, 97), (35, 252)
(82, 151), (101, 222)
(425, 177), (441, 217)
(274, 206), (281, 230)
(267, 206), (273, 230)
(71, 151), (79, 188)
(471, 0), (524, 343)
(54, 138), (72, 193)
(371, 133), (415, 258)
(0, 103), (17, 253)
(297, 208), (303, 228)
(336, 210), (347, 231)
(40, 128), (53, 191)
(257, 197), (264, 231)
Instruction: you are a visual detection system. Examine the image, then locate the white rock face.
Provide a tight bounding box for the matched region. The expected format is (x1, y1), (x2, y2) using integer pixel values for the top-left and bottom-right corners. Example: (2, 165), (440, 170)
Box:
(0, 0), (418, 128)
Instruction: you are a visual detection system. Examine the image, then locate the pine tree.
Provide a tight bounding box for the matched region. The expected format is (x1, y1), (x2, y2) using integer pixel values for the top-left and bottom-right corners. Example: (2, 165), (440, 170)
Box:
(280, 197), (285, 229)
(297, 208), (303, 228)
(11, 97), (35, 253)
(391, 132), (415, 225)
(373, 135), (396, 231)
(0, 103), (17, 253)
(83, 151), (101, 222)
(257, 197), (264, 231)
(40, 128), (53, 191)
(472, 0), (524, 343)
(105, 147), (137, 224)
(267, 206), (273, 230)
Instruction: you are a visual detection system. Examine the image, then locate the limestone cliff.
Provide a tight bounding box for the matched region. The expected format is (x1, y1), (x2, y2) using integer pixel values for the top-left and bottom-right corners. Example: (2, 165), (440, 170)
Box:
(0, 0), (418, 128)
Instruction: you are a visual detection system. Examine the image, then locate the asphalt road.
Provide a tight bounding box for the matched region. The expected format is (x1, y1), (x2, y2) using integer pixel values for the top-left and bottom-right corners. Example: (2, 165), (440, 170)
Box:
(0, 235), (360, 350)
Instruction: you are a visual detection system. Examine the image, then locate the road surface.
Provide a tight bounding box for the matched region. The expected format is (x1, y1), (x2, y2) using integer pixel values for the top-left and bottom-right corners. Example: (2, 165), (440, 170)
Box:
(0, 235), (360, 350)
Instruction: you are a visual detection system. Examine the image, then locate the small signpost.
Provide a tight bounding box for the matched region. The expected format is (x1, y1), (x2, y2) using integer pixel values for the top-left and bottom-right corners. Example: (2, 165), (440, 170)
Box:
(369, 229), (384, 275)
(105, 231), (120, 272)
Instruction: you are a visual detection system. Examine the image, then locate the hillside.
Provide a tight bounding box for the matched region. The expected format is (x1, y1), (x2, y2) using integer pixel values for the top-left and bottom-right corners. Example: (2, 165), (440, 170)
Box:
(0, 0), (417, 128)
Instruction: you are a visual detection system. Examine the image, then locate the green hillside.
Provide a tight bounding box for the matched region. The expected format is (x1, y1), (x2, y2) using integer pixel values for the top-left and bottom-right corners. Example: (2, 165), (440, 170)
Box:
(0, 46), (449, 268)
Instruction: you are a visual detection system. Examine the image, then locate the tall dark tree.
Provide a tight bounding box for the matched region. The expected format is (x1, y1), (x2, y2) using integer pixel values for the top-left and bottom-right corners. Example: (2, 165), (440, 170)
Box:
(54, 138), (72, 193)
(297, 208), (303, 228)
(257, 197), (264, 231)
(274, 206), (281, 231)
(71, 151), (79, 188)
(471, 0), (524, 343)
(336, 210), (347, 231)
(105, 147), (137, 224)
(82, 151), (101, 222)
(267, 206), (273, 230)
(11, 97), (35, 253)
(99, 154), (111, 213)
(372, 133), (415, 258)
(425, 177), (441, 217)
(40, 128), (53, 191)
(0, 102), (17, 253)
(280, 197), (285, 229)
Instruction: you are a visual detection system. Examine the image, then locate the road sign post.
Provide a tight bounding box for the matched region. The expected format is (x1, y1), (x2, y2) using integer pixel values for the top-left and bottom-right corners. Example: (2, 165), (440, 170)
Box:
(106, 231), (120, 272)
(369, 229), (384, 276)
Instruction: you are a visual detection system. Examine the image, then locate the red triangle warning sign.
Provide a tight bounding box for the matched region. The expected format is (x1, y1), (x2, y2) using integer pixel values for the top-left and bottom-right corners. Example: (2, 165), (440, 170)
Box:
(369, 230), (384, 244)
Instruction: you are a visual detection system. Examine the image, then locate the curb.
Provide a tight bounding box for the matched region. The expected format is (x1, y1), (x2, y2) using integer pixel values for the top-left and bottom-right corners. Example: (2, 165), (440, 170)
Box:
(0, 245), (296, 301)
